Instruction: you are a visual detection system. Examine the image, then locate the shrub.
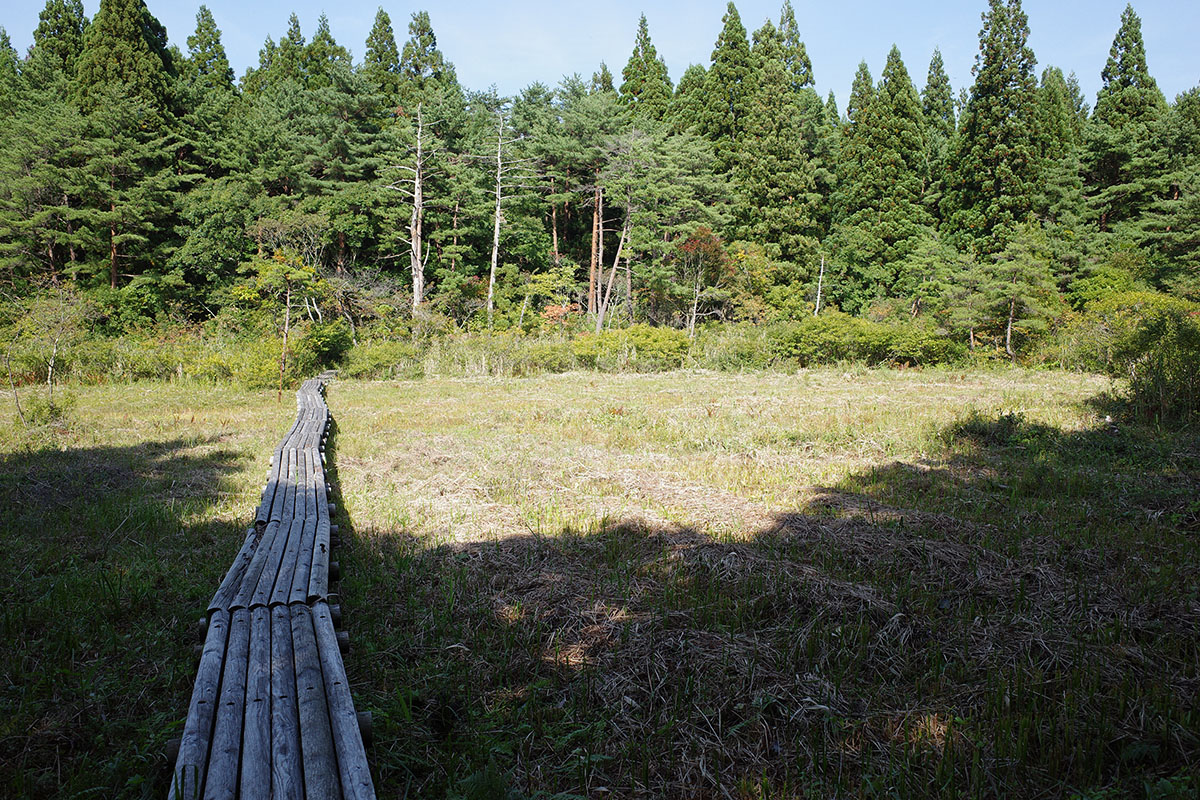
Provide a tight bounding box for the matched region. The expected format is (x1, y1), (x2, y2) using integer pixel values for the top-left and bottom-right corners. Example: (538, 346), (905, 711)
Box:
(340, 340), (426, 380)
(573, 324), (690, 372)
(1111, 302), (1200, 422)
(692, 323), (778, 371)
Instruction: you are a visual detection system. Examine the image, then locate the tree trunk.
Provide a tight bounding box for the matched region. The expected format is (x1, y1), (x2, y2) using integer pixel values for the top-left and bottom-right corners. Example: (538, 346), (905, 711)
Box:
(1005, 295), (1016, 360)
(594, 217), (627, 335)
(409, 104), (426, 312)
(814, 254), (825, 316)
(689, 270), (701, 339)
(486, 114), (504, 329)
(588, 184), (600, 317)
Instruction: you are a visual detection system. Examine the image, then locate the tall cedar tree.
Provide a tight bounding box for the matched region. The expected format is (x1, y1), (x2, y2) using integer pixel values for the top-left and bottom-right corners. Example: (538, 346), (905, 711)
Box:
(363, 8), (401, 100)
(666, 64), (706, 134)
(944, 0), (1041, 255)
(303, 14), (352, 90)
(778, 0), (813, 90)
(921, 48), (955, 223)
(1085, 3), (1167, 235)
(701, 2), (753, 173)
(619, 15), (673, 122)
(186, 6), (233, 92)
(74, 0), (174, 120)
(1034, 66), (1089, 272)
(734, 20), (818, 269)
(831, 46), (931, 310)
(29, 0), (89, 81)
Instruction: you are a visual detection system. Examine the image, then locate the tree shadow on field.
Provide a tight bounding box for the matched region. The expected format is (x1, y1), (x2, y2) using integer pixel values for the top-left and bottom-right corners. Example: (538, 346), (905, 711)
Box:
(0, 437), (249, 799)
(343, 412), (1200, 800)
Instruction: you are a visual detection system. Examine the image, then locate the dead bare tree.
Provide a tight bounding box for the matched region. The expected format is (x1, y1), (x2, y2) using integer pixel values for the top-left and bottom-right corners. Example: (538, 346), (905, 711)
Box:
(385, 103), (443, 314)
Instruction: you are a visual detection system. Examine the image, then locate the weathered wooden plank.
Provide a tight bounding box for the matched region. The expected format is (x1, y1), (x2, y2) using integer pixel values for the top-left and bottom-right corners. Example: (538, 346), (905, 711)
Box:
(169, 609), (230, 800)
(209, 528), (260, 613)
(313, 602), (376, 799)
(271, 605), (303, 800)
(240, 606), (272, 797)
(308, 466), (331, 601)
(233, 519), (281, 610)
(266, 448), (293, 524)
(257, 446), (287, 525)
(291, 605), (342, 800)
(270, 449), (308, 607)
(289, 449), (319, 605)
(202, 607), (251, 800)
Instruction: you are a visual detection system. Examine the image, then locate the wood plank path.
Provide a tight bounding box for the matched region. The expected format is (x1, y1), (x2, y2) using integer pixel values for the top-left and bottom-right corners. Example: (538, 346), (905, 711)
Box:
(169, 375), (375, 800)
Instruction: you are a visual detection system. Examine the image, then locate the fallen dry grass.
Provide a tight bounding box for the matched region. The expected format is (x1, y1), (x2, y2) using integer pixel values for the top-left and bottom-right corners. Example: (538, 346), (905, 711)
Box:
(329, 368), (1200, 798)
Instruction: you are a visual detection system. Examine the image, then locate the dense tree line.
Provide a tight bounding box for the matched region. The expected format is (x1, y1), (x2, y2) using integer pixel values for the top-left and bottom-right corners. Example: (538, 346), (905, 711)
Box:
(0, 0), (1196, 354)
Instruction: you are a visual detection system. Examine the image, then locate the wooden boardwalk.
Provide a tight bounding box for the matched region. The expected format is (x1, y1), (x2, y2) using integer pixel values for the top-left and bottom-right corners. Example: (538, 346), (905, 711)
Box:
(169, 376), (375, 800)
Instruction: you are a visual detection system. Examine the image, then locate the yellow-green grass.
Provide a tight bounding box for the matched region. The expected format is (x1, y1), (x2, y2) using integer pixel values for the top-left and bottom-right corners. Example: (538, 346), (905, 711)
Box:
(2, 369), (1197, 798)
(327, 369), (1198, 798)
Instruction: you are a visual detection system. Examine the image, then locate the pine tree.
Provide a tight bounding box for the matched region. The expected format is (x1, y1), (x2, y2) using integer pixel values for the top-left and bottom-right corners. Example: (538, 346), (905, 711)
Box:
(830, 46), (932, 310)
(363, 7), (401, 100)
(276, 13), (306, 83)
(1033, 67), (1089, 273)
(74, 0), (175, 120)
(778, 0), (813, 90)
(0, 29), (17, 105)
(700, 2), (753, 172)
(1139, 88), (1200, 298)
(619, 15), (673, 123)
(186, 6), (233, 93)
(944, 0), (1041, 255)
(845, 60), (874, 123)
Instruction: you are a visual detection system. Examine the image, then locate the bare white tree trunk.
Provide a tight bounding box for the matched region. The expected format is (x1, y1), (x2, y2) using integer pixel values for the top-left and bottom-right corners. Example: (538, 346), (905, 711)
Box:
(594, 217), (628, 335)
(814, 254), (825, 316)
(408, 104), (427, 313)
(486, 113), (505, 329)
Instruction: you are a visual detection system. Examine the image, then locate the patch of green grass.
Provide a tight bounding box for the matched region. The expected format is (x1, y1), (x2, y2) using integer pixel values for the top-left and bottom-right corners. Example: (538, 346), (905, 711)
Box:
(2, 368), (1197, 798)
(328, 368), (1198, 798)
(0, 382), (293, 798)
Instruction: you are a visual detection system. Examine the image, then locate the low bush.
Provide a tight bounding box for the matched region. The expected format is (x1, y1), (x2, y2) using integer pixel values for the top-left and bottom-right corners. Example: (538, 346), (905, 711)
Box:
(771, 312), (962, 368)
(573, 324), (691, 372)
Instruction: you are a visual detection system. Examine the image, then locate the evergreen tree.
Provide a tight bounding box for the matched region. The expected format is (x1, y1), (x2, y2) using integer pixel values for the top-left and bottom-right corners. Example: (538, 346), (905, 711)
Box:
(666, 63), (706, 133)
(29, 0), (89, 81)
(186, 6), (233, 93)
(700, 2), (753, 172)
(399, 11), (453, 106)
(1084, 3), (1167, 235)
(591, 62), (615, 95)
(0, 29), (17, 103)
(845, 60), (874, 123)
(619, 15), (673, 122)
(74, 0), (175, 119)
(1139, 88), (1200, 298)
(830, 46), (931, 310)
(734, 20), (818, 269)
(944, 0), (1041, 255)
(303, 13), (352, 90)
(778, 0), (813, 90)
(363, 7), (401, 100)
(922, 48), (955, 224)
(276, 13), (306, 83)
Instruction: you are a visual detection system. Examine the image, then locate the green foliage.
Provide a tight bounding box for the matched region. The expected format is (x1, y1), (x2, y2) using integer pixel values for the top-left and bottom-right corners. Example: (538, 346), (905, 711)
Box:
(1106, 294), (1200, 420)
(945, 0), (1042, 255)
(619, 15), (672, 121)
(771, 311), (963, 367)
(340, 339), (425, 380)
(572, 324), (690, 371)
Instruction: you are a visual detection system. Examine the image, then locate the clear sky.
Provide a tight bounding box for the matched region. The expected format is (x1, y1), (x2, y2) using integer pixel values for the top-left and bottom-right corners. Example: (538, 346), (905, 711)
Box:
(3, 1), (1197, 108)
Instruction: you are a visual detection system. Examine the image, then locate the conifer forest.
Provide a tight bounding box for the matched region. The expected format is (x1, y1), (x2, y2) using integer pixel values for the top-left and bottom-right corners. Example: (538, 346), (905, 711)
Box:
(0, 0), (1198, 409)
(4, 3), (1200, 798)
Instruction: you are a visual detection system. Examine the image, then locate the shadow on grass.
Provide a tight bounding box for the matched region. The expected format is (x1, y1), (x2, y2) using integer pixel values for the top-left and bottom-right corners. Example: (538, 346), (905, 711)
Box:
(339, 412), (1200, 800)
(0, 438), (249, 799)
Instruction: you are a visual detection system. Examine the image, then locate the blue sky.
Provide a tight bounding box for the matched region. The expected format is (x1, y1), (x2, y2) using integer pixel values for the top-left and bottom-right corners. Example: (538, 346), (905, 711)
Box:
(3, 1), (1197, 107)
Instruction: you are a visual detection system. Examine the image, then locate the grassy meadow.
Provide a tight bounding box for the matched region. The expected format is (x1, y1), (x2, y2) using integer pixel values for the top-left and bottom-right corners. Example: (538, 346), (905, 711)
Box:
(1, 368), (1198, 798)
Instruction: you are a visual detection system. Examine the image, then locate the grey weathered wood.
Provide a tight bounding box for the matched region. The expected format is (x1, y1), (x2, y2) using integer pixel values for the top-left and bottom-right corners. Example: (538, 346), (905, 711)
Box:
(291, 605), (342, 800)
(169, 609), (229, 800)
(289, 450), (318, 605)
(233, 519), (281, 610)
(269, 451), (308, 607)
(202, 607), (251, 800)
(270, 605), (303, 800)
(314, 602), (376, 799)
(240, 606), (272, 797)
(209, 528), (259, 612)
